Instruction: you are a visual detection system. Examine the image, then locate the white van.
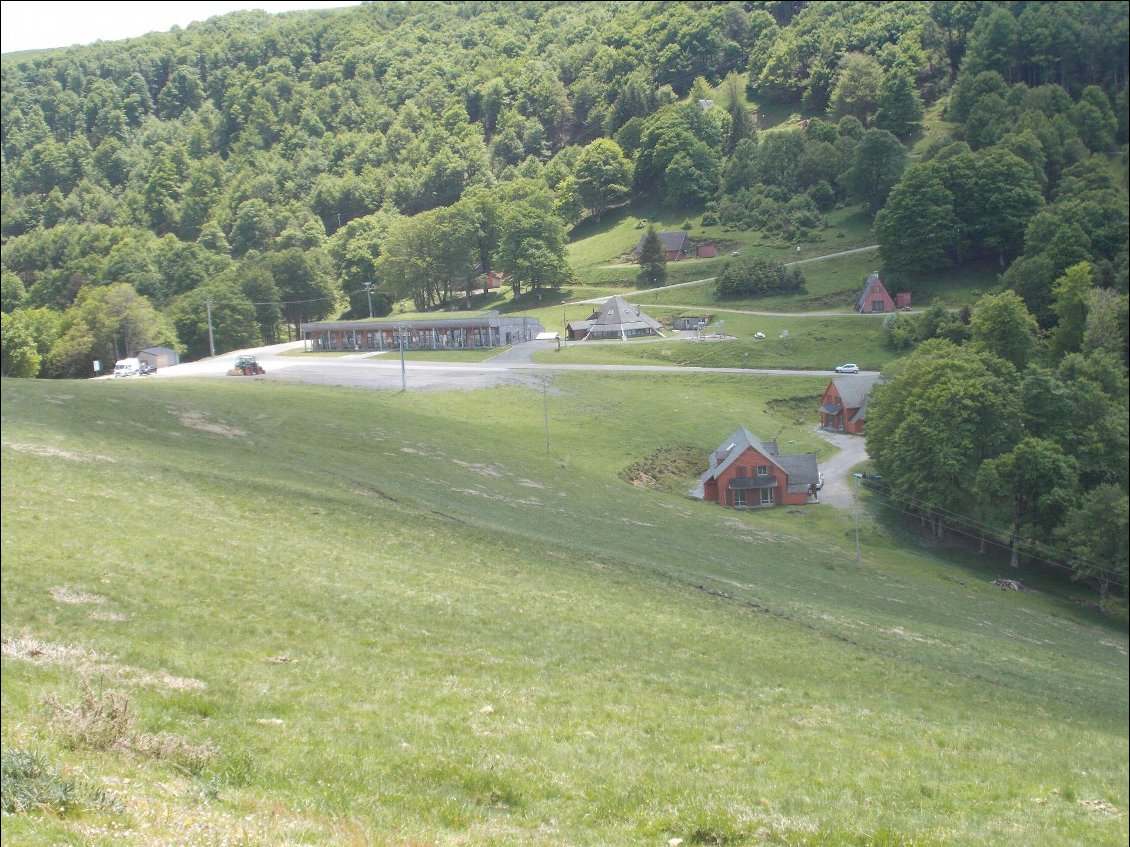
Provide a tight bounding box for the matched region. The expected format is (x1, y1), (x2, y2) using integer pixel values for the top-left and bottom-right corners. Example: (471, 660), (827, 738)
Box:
(113, 357), (140, 377)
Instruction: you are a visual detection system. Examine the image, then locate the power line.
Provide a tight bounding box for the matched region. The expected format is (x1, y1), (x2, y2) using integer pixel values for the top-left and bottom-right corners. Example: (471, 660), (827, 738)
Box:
(854, 478), (1128, 591)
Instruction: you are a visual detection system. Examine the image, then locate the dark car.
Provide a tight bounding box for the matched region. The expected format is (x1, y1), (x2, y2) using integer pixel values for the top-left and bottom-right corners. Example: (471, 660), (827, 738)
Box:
(138, 362), (157, 375)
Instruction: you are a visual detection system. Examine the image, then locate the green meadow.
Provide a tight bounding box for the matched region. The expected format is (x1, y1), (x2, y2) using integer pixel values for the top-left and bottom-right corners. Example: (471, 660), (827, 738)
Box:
(2, 374), (1126, 846)
(531, 311), (895, 372)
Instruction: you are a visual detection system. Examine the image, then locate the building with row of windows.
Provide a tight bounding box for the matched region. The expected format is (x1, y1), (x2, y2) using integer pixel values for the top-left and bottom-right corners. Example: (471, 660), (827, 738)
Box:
(301, 312), (544, 352)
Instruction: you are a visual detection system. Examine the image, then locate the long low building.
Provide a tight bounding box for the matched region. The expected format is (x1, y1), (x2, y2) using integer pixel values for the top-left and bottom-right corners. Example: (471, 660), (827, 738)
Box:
(302, 312), (544, 351)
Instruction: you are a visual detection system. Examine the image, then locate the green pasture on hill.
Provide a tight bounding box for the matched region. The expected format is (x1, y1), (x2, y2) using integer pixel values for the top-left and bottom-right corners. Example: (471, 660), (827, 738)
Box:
(567, 202), (876, 290)
(2, 376), (1126, 847)
(531, 312), (894, 372)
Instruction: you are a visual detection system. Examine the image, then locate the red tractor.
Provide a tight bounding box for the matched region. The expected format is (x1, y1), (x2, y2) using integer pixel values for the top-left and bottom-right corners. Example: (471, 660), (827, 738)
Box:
(229, 355), (265, 376)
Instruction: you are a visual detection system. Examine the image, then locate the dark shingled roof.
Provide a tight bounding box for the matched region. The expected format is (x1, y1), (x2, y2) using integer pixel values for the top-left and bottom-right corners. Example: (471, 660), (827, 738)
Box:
(635, 230), (690, 254)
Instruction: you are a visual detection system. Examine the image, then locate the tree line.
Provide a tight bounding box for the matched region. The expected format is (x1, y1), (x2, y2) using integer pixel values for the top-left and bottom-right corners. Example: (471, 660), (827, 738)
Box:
(867, 265), (1127, 599)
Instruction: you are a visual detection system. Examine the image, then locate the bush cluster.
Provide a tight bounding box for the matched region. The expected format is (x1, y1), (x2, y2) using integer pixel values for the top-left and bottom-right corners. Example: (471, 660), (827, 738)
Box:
(715, 257), (806, 299)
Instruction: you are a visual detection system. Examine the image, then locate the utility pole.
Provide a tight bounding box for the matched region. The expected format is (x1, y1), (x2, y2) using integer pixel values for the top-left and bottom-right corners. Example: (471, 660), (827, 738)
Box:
(543, 376), (550, 452)
(561, 301), (568, 347)
(399, 324), (407, 392)
(363, 282), (374, 318)
(854, 475), (861, 565)
(206, 298), (215, 357)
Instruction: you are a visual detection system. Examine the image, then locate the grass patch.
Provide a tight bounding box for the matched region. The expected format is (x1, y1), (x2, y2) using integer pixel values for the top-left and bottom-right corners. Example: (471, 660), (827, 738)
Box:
(367, 347), (506, 363)
(534, 312), (893, 371)
(567, 196), (878, 290)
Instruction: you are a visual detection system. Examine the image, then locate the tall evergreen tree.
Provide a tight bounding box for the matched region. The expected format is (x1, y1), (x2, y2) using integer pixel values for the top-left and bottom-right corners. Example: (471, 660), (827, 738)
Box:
(873, 68), (925, 139)
(638, 226), (667, 286)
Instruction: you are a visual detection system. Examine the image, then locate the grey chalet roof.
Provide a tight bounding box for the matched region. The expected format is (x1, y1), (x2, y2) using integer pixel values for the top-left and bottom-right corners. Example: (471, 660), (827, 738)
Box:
(634, 230), (690, 254)
(700, 426), (818, 493)
(832, 373), (880, 410)
(586, 295), (664, 338)
(775, 453), (819, 493)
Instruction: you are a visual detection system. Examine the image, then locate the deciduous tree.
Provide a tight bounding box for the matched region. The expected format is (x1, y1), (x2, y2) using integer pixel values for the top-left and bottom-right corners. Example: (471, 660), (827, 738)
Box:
(969, 290), (1040, 370)
(875, 164), (958, 273)
(976, 437), (1078, 569)
(867, 341), (1018, 539)
(573, 139), (632, 222)
(1055, 484), (1129, 600)
(846, 128), (907, 215)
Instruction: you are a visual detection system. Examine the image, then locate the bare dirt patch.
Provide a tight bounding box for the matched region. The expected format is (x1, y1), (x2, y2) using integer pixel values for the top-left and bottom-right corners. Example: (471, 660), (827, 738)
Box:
(51, 586), (109, 605)
(453, 459), (506, 478)
(620, 445), (709, 494)
(5, 442), (115, 462)
(766, 394), (820, 426)
(171, 409), (247, 438)
(2, 634), (205, 692)
(3, 635), (103, 667)
(89, 610), (130, 622)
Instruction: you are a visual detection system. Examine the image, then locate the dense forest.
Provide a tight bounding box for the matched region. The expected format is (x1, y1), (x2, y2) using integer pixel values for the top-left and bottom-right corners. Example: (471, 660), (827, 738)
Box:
(1, 2), (1127, 588)
(1, 1), (1125, 368)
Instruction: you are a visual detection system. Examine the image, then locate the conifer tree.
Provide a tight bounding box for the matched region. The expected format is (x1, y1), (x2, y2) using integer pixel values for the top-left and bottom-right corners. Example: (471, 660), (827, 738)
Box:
(638, 226), (667, 285)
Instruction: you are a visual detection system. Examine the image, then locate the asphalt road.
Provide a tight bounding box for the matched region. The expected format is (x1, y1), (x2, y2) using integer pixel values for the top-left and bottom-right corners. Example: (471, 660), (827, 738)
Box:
(157, 339), (872, 388)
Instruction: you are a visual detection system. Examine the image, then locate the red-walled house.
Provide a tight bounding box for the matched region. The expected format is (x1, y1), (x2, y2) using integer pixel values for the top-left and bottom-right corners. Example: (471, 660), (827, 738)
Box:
(820, 374), (880, 435)
(855, 272), (896, 313)
(698, 427), (819, 509)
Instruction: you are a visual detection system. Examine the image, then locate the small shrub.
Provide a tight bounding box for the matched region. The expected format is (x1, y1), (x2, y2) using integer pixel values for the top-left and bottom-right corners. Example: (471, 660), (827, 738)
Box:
(0, 747), (109, 815)
(45, 680), (132, 751)
(131, 731), (221, 775)
(701, 213), (719, 226)
(681, 220), (694, 230)
(45, 680), (221, 775)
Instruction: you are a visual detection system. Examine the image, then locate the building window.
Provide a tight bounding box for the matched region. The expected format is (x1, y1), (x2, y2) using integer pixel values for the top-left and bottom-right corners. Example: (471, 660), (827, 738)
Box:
(760, 489), (774, 506)
(733, 490), (747, 508)
(756, 464), (769, 476)
(871, 299), (886, 311)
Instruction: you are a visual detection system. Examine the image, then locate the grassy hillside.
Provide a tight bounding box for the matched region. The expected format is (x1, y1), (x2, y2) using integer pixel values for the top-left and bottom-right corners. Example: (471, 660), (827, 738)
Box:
(2, 376), (1126, 846)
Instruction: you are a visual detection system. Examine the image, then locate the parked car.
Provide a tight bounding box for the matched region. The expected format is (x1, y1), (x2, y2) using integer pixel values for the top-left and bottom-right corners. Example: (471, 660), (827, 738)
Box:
(834, 363), (860, 374)
(816, 472), (825, 490)
(138, 362), (157, 375)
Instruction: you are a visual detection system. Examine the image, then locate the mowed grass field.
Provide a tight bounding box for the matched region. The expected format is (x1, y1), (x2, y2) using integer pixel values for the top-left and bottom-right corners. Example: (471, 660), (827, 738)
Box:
(2, 375), (1126, 847)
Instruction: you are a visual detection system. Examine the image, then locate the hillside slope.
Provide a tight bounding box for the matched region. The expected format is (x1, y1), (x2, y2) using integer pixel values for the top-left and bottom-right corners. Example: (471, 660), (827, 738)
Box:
(2, 375), (1127, 845)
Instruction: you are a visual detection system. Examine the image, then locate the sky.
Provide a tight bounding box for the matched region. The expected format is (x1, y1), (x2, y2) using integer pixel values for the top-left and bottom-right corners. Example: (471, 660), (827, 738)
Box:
(0, 1), (362, 54)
